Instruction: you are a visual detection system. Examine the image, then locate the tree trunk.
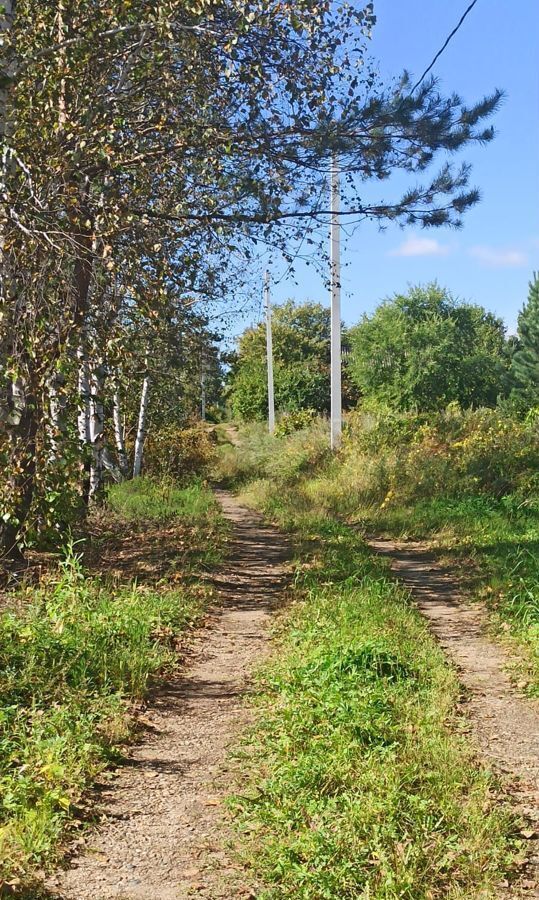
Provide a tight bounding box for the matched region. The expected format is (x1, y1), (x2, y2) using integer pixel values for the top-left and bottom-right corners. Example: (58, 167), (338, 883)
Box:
(133, 372), (150, 478)
(47, 369), (67, 461)
(0, 374), (38, 560)
(77, 345), (91, 445)
(0, 0), (16, 308)
(112, 387), (129, 478)
(75, 341), (91, 501)
(88, 359), (105, 502)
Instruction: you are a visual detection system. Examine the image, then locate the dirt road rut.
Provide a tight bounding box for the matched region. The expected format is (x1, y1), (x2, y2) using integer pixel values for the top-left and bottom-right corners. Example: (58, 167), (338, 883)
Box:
(370, 539), (539, 897)
(47, 492), (290, 900)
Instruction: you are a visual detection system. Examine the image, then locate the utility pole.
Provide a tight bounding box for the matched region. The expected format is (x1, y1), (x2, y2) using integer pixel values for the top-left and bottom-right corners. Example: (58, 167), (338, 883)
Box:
(330, 152), (342, 451)
(200, 352), (206, 421)
(264, 270), (275, 435)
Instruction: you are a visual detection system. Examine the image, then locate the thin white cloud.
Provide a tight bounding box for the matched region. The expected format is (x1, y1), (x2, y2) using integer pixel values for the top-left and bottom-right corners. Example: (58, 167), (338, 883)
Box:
(390, 236), (451, 258)
(469, 245), (528, 268)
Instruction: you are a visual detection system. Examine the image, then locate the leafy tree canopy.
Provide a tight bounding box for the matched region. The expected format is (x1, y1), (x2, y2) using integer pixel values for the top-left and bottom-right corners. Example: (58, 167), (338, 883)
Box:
(347, 283), (508, 412)
(0, 0), (503, 554)
(228, 300), (355, 420)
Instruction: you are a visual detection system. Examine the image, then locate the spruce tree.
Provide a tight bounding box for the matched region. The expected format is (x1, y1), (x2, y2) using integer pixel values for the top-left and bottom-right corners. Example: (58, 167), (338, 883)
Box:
(511, 274), (539, 405)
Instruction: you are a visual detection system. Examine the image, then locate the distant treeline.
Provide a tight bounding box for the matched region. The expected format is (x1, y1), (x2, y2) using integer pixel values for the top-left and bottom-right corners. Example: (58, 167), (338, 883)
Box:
(227, 277), (539, 420)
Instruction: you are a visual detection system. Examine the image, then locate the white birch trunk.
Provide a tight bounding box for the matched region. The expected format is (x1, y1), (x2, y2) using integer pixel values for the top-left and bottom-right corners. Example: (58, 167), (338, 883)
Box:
(47, 370), (66, 460)
(112, 387), (129, 477)
(88, 360), (105, 501)
(102, 447), (122, 482)
(0, 0), (15, 308)
(77, 344), (91, 447)
(133, 372), (150, 478)
(9, 374), (26, 425)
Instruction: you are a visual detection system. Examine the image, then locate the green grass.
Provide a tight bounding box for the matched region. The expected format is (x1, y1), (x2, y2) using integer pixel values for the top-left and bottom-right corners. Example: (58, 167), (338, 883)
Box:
(366, 494), (539, 692)
(231, 514), (517, 898)
(218, 417), (539, 693)
(0, 478), (225, 889)
(107, 476), (216, 522)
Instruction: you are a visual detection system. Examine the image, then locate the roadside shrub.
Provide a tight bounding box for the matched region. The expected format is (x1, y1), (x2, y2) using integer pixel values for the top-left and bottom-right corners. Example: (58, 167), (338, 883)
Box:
(274, 408), (317, 437)
(227, 404), (539, 527)
(344, 405), (425, 454)
(451, 408), (539, 496)
(0, 430), (85, 554)
(342, 404), (539, 505)
(143, 424), (217, 481)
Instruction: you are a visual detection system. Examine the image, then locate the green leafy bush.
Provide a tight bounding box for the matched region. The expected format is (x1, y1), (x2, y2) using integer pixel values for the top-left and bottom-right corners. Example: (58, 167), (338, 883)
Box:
(274, 408), (317, 437)
(142, 424), (217, 481)
(348, 283), (509, 411)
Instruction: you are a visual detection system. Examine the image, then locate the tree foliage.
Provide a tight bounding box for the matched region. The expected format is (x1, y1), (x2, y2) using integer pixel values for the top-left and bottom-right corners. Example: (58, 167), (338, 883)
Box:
(228, 299), (356, 420)
(0, 0), (503, 555)
(509, 274), (539, 410)
(347, 284), (509, 412)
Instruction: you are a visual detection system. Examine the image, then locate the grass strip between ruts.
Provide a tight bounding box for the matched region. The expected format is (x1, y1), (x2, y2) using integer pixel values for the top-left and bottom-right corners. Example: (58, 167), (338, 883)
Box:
(230, 510), (518, 899)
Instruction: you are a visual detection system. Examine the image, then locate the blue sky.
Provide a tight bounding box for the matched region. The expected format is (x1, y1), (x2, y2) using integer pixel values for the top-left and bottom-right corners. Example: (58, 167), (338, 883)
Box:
(257, 0), (539, 337)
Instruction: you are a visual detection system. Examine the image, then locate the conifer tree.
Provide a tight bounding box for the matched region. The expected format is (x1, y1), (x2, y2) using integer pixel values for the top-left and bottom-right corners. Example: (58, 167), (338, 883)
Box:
(511, 274), (539, 406)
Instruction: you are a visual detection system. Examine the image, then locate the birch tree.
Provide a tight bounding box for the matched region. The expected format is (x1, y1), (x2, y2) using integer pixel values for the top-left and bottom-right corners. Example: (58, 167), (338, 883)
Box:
(0, 0), (502, 555)
(132, 366), (150, 479)
(112, 386), (129, 478)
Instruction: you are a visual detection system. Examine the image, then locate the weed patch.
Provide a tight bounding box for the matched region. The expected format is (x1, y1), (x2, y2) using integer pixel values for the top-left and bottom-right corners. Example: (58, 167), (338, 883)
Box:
(107, 476), (216, 523)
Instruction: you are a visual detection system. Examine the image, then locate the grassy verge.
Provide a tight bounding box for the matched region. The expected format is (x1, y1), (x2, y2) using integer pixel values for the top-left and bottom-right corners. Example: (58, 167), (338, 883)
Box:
(230, 508), (517, 898)
(366, 494), (539, 694)
(217, 416), (539, 693)
(0, 478), (226, 891)
(107, 476), (217, 524)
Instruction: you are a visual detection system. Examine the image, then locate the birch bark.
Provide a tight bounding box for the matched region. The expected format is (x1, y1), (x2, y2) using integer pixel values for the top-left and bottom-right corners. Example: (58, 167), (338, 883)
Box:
(77, 343), (91, 447)
(133, 370), (150, 478)
(88, 359), (105, 501)
(0, 0), (15, 307)
(112, 387), (129, 477)
(47, 370), (67, 460)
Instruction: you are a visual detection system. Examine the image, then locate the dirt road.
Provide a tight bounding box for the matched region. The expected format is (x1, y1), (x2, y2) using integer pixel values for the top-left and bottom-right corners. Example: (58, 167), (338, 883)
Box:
(369, 539), (539, 897)
(47, 492), (290, 900)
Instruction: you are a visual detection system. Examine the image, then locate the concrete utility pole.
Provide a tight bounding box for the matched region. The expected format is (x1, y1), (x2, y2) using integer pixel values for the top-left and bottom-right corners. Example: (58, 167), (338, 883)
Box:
(264, 270), (275, 435)
(200, 353), (206, 421)
(329, 152), (342, 451)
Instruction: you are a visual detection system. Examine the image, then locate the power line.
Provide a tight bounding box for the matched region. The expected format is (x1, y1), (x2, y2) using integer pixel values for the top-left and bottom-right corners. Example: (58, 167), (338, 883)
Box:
(409, 0), (480, 95)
